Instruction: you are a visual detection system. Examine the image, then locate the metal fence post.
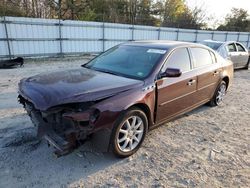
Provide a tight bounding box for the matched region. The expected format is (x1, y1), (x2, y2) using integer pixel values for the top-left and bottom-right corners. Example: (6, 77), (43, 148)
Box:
(58, 19), (63, 57)
(247, 33), (250, 48)
(102, 22), (105, 52)
(195, 30), (198, 42)
(225, 32), (228, 41)
(158, 27), (161, 40)
(237, 32), (240, 42)
(211, 31), (215, 40)
(131, 25), (134, 41)
(176, 29), (179, 41)
(58, 0), (63, 57)
(3, 16), (12, 59)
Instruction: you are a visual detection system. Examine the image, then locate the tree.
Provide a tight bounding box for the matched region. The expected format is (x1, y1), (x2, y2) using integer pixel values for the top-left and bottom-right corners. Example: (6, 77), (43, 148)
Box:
(0, 0), (61, 18)
(0, 0), (25, 17)
(217, 8), (250, 32)
(135, 0), (159, 25)
(161, 0), (206, 29)
(0, 0), (207, 29)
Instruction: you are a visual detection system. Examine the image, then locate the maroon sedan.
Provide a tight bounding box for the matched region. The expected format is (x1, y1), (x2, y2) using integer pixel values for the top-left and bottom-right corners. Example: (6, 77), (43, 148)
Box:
(18, 41), (233, 157)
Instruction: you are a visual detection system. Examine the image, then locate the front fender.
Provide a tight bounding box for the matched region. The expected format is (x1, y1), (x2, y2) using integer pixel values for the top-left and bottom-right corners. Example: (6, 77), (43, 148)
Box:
(92, 86), (155, 131)
(90, 86), (156, 152)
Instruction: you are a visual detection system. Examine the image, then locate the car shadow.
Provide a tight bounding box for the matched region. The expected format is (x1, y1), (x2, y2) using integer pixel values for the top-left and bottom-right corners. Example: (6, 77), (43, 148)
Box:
(0, 103), (215, 187)
(186, 104), (210, 115)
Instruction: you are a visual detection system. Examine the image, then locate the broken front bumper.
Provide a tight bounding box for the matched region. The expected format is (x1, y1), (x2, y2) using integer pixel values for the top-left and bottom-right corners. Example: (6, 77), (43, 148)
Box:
(19, 96), (95, 157)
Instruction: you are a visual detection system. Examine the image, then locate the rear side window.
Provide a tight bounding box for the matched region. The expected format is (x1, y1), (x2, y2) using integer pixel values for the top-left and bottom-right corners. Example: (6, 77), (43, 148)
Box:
(236, 43), (246, 52)
(163, 48), (191, 72)
(227, 43), (237, 52)
(190, 48), (213, 68)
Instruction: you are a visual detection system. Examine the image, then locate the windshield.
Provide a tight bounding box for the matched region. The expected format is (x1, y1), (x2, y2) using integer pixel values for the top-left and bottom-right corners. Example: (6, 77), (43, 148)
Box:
(84, 45), (166, 80)
(200, 41), (223, 50)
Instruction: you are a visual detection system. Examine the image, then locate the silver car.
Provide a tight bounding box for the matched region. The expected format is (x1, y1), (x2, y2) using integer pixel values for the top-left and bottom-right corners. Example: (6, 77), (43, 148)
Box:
(200, 40), (249, 69)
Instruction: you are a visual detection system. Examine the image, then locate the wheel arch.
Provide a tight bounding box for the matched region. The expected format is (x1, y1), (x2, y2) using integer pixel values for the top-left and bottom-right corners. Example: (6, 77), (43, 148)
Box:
(126, 103), (153, 129)
(222, 76), (229, 89)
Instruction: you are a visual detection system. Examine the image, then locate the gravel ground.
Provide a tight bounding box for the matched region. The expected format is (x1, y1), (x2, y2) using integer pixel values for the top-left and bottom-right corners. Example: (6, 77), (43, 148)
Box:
(0, 58), (249, 188)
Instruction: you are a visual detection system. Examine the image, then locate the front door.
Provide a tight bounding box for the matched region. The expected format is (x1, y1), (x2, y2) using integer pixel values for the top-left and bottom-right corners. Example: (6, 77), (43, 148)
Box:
(156, 48), (197, 123)
(235, 43), (249, 67)
(227, 43), (240, 68)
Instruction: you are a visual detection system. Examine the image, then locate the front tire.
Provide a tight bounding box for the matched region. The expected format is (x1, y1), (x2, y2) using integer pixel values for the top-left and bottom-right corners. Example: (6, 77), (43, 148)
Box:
(210, 81), (227, 106)
(110, 107), (148, 158)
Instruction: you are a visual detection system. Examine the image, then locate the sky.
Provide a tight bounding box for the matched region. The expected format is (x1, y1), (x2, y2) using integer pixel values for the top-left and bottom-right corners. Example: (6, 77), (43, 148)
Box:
(186, 0), (250, 28)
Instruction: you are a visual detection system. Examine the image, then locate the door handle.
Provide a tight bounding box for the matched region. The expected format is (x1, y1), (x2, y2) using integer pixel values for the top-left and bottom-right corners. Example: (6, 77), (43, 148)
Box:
(187, 79), (196, 86)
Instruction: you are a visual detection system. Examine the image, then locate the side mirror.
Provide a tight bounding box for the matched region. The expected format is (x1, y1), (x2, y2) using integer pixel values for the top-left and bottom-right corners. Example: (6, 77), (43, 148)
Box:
(160, 68), (182, 78)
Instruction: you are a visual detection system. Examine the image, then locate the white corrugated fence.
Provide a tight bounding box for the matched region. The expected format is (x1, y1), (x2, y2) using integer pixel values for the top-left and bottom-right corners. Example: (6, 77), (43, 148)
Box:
(0, 16), (250, 59)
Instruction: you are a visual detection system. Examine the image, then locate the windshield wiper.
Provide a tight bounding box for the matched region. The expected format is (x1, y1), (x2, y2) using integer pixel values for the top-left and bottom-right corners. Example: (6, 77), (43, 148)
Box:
(87, 67), (119, 76)
(81, 64), (88, 68)
(97, 69), (120, 76)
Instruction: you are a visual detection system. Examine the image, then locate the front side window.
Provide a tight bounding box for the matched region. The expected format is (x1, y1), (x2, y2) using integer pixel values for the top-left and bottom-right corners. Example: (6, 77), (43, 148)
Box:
(236, 43), (246, 52)
(85, 45), (166, 80)
(190, 48), (213, 68)
(162, 48), (191, 72)
(227, 43), (237, 52)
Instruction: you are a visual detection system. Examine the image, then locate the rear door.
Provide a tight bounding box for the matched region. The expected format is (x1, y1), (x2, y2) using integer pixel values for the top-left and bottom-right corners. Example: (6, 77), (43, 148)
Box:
(156, 48), (197, 123)
(235, 43), (249, 67)
(189, 47), (221, 102)
(227, 43), (239, 68)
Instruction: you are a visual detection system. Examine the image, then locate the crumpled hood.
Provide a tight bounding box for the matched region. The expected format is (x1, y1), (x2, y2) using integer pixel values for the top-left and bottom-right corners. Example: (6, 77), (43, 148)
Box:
(18, 68), (143, 111)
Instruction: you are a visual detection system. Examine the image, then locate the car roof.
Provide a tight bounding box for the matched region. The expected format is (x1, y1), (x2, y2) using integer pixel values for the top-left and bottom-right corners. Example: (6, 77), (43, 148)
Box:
(122, 40), (207, 50)
(203, 39), (244, 46)
(202, 40), (224, 44)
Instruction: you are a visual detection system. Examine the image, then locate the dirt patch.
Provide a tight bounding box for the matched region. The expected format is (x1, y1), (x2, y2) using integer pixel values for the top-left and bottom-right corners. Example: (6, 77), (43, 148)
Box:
(0, 127), (38, 148)
(0, 59), (249, 187)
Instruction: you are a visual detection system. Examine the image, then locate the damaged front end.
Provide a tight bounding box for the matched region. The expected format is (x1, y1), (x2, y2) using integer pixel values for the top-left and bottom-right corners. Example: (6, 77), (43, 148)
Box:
(18, 95), (100, 157)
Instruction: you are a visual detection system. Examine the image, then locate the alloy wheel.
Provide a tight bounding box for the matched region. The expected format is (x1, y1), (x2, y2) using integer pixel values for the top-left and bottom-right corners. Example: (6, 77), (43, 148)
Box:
(216, 84), (226, 104)
(117, 116), (144, 152)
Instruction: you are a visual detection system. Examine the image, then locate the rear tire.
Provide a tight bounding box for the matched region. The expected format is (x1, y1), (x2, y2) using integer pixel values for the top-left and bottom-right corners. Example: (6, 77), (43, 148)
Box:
(210, 81), (227, 107)
(244, 57), (250, 69)
(244, 63), (249, 69)
(110, 107), (148, 158)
